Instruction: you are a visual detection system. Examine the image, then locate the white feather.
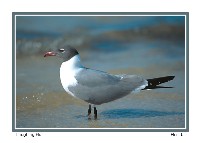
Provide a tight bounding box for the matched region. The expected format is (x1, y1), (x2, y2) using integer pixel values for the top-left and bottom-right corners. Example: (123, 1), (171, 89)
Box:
(60, 55), (82, 97)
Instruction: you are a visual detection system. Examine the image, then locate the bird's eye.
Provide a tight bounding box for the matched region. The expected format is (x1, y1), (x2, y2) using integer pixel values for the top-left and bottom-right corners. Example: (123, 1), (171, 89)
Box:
(59, 48), (65, 52)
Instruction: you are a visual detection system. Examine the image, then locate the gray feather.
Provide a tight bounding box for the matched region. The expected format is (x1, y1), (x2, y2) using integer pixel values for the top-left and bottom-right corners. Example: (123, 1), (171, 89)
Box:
(68, 68), (147, 105)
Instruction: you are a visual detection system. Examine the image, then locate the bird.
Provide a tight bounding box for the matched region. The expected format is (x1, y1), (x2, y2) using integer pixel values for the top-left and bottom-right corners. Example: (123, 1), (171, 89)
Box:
(44, 46), (175, 119)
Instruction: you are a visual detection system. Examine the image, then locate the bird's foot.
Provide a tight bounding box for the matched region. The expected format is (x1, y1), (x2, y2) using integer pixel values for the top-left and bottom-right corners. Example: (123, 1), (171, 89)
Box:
(88, 104), (92, 120)
(94, 107), (97, 120)
(87, 104), (98, 120)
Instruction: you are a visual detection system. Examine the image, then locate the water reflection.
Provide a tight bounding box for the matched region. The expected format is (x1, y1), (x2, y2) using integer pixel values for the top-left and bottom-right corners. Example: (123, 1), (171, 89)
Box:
(101, 109), (184, 119)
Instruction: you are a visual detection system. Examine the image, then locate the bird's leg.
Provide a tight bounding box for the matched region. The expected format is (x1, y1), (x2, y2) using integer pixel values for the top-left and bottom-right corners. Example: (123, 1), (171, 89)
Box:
(94, 105), (97, 119)
(88, 104), (92, 119)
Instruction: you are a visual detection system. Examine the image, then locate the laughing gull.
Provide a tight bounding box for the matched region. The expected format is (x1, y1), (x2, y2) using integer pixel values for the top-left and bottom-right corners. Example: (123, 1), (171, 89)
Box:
(44, 46), (175, 119)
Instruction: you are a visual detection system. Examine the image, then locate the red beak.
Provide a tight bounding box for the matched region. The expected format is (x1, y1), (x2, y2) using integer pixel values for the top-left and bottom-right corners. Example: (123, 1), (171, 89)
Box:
(44, 51), (57, 57)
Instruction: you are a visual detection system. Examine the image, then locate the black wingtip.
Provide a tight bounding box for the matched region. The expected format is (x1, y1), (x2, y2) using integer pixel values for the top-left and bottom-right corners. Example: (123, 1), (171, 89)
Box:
(143, 75), (175, 90)
(168, 76), (175, 80)
(164, 76), (175, 82)
(154, 86), (174, 89)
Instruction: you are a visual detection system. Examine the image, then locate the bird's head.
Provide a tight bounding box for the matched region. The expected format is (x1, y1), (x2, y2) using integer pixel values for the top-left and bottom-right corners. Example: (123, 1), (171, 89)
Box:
(44, 46), (79, 61)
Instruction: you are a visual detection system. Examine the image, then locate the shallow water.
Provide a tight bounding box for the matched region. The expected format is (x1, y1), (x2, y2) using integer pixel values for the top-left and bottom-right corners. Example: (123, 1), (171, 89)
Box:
(16, 91), (185, 128)
(16, 41), (185, 129)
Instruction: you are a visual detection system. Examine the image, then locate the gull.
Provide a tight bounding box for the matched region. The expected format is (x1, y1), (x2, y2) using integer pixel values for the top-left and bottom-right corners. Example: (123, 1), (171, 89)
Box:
(44, 46), (175, 119)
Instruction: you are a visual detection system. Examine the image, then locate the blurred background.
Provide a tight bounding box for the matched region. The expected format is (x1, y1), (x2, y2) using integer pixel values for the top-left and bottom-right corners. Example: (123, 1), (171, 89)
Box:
(16, 16), (185, 128)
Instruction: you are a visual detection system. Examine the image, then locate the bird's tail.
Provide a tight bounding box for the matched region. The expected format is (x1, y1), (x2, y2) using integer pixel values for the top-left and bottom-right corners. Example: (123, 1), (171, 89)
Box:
(143, 76), (175, 90)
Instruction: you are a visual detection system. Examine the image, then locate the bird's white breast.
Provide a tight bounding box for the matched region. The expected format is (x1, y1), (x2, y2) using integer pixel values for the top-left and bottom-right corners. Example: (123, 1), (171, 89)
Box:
(60, 55), (82, 97)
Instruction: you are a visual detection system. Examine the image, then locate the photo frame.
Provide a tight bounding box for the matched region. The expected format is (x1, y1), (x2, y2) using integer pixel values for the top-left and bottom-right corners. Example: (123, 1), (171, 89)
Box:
(12, 12), (189, 132)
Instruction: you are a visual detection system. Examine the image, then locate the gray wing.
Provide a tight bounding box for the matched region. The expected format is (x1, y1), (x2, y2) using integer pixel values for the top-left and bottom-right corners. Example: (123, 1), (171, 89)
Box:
(69, 68), (147, 105)
(116, 74), (148, 92)
(74, 68), (120, 87)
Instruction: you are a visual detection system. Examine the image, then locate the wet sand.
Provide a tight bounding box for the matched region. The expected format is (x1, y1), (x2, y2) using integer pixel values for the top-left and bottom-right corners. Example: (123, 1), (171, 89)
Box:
(16, 49), (185, 128)
(16, 91), (184, 128)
